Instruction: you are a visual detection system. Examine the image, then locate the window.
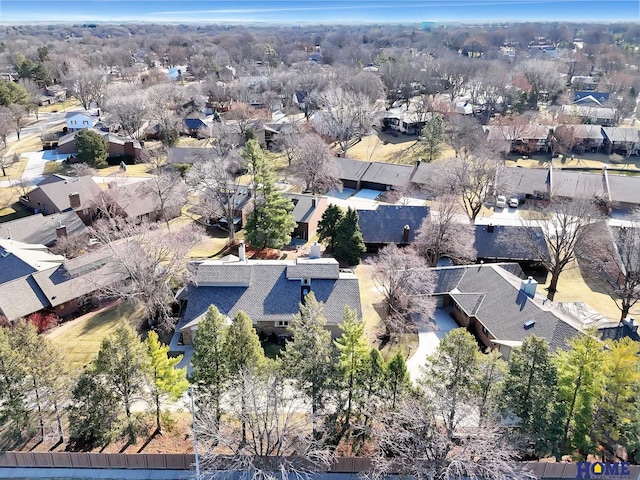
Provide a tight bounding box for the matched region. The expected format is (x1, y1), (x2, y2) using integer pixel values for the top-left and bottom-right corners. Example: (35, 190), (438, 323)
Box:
(83, 120), (88, 125)
(277, 320), (289, 327)
(482, 326), (488, 335)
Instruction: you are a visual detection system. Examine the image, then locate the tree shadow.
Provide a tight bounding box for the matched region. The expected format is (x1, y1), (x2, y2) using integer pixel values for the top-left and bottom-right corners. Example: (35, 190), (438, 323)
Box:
(136, 430), (160, 453)
(48, 439), (64, 451)
(28, 439), (43, 451)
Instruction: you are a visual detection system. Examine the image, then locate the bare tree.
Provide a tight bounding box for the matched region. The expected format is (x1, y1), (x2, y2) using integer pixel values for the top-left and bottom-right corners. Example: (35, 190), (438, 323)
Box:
(63, 67), (108, 110)
(549, 125), (577, 156)
(185, 152), (248, 245)
(415, 195), (476, 267)
(89, 218), (202, 329)
(517, 59), (564, 107)
(579, 217), (640, 321)
(137, 170), (188, 231)
(196, 368), (334, 480)
(103, 86), (149, 139)
(9, 104), (27, 140)
(271, 122), (300, 165)
(312, 87), (381, 156)
(517, 198), (601, 301)
(445, 114), (486, 159)
(367, 244), (436, 333)
(69, 162), (97, 177)
(147, 83), (189, 146)
(292, 133), (341, 194)
(432, 149), (503, 224)
(366, 397), (534, 480)
(208, 121), (243, 157)
(436, 54), (478, 101)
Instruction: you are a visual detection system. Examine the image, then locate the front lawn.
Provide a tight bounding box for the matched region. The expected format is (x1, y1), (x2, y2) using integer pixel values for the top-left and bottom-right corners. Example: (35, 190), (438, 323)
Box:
(47, 301), (145, 370)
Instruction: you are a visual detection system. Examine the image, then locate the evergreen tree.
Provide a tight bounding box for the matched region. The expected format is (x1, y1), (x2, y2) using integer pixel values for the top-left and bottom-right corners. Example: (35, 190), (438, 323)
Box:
(499, 336), (561, 457)
(12, 321), (69, 443)
(335, 306), (369, 432)
(225, 311), (266, 443)
(555, 330), (605, 456)
(191, 305), (230, 429)
(93, 321), (149, 444)
(146, 331), (189, 434)
(0, 326), (30, 439)
(317, 204), (344, 252)
(419, 115), (445, 162)
(67, 369), (120, 449)
(75, 129), (108, 168)
(591, 338), (640, 455)
(334, 207), (366, 265)
(243, 139), (296, 249)
(476, 350), (505, 422)
(420, 329), (480, 440)
(385, 352), (411, 409)
(281, 292), (336, 439)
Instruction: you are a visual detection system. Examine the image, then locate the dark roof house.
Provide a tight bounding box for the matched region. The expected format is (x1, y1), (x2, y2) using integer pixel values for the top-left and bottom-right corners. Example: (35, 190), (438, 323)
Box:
(357, 205), (429, 251)
(0, 211), (87, 246)
(178, 255), (361, 342)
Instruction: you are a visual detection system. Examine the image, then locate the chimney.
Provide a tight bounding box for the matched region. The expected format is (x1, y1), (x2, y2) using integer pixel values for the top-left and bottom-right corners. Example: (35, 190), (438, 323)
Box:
(520, 276), (538, 298)
(403, 225), (410, 242)
(311, 196), (317, 208)
(623, 317), (638, 333)
(69, 192), (81, 209)
(55, 221), (67, 239)
(238, 241), (246, 262)
(487, 223), (494, 233)
(310, 242), (321, 259)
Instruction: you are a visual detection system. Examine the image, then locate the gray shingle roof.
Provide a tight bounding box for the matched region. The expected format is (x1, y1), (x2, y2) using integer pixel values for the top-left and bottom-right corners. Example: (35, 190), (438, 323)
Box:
(553, 170), (607, 199)
(432, 263), (581, 349)
(476, 225), (550, 262)
(0, 251), (37, 284)
(410, 162), (438, 186)
(607, 174), (640, 204)
(601, 127), (640, 143)
(32, 175), (101, 212)
(283, 193), (324, 223)
(0, 276), (50, 321)
(184, 261), (361, 326)
(196, 261), (253, 286)
(499, 167), (550, 197)
(286, 259), (340, 279)
(360, 162), (416, 188)
(357, 205), (429, 245)
(0, 212), (87, 246)
(167, 148), (211, 164)
(570, 124), (605, 140)
(336, 158), (371, 182)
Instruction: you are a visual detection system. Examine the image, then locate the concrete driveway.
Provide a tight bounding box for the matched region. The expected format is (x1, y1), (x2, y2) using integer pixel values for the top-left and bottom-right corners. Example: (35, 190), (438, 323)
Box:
(22, 150), (67, 183)
(406, 307), (459, 382)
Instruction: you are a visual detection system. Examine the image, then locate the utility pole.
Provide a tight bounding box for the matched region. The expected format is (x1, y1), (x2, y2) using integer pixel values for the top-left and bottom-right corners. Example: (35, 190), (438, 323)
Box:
(189, 385), (200, 480)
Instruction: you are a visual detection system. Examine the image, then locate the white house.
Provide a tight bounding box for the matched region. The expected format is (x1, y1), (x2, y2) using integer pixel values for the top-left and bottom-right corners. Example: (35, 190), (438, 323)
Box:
(65, 113), (98, 132)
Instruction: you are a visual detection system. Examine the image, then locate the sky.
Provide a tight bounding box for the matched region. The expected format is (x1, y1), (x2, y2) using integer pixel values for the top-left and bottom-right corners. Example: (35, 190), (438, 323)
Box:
(0, 0), (638, 24)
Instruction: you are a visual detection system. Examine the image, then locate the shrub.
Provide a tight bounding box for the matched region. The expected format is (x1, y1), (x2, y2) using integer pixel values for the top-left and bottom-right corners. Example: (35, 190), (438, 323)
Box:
(27, 311), (59, 333)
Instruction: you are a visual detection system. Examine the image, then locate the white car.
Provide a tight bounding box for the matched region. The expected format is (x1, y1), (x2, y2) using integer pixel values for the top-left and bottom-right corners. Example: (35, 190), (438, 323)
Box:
(509, 197), (519, 208)
(495, 195), (507, 209)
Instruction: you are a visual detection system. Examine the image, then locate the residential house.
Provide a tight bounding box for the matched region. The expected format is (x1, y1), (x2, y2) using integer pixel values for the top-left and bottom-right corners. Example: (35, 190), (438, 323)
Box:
(217, 65), (236, 83)
(283, 193), (328, 241)
(177, 252), (362, 343)
(0, 247), (128, 323)
(552, 169), (608, 202)
(573, 91), (610, 105)
(601, 127), (640, 156)
(474, 224), (550, 275)
(570, 77), (599, 91)
(57, 129), (143, 159)
(432, 263), (583, 359)
(382, 108), (432, 135)
(484, 124), (552, 153)
(184, 117), (210, 138)
(357, 205), (429, 252)
(566, 124), (605, 153)
(606, 174), (640, 212)
(100, 180), (187, 224)
(333, 158), (419, 194)
(65, 113), (98, 132)
(0, 239), (64, 285)
(559, 105), (616, 126)
(0, 211), (87, 246)
(499, 166), (551, 201)
(21, 175), (102, 224)
(599, 318), (640, 342)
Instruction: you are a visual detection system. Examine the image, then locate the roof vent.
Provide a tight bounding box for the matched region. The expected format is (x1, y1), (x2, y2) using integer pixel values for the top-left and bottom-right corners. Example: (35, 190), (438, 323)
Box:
(524, 319), (536, 329)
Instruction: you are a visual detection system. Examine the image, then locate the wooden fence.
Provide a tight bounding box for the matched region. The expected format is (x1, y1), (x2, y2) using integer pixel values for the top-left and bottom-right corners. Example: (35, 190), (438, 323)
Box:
(1, 452), (640, 479)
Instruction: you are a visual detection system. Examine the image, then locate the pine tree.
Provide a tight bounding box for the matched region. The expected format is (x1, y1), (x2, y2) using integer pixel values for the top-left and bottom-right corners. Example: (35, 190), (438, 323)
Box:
(281, 292), (336, 439)
(419, 115), (445, 162)
(225, 311), (266, 443)
(0, 326), (30, 439)
(385, 352), (411, 409)
(243, 139), (296, 250)
(555, 330), (605, 456)
(317, 204), (344, 252)
(335, 306), (369, 432)
(146, 331), (189, 434)
(334, 207), (366, 265)
(93, 321), (149, 444)
(476, 350), (505, 421)
(498, 336), (561, 457)
(191, 305), (230, 429)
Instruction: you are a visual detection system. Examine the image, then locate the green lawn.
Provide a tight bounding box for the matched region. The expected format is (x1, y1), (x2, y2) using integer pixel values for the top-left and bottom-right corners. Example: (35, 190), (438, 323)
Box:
(47, 302), (145, 370)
